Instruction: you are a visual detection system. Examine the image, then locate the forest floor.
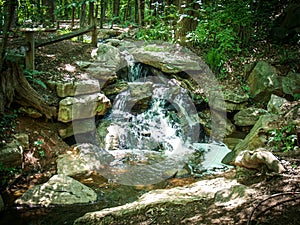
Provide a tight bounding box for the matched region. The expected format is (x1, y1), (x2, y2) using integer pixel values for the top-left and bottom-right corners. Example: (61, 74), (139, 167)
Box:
(1, 36), (300, 224)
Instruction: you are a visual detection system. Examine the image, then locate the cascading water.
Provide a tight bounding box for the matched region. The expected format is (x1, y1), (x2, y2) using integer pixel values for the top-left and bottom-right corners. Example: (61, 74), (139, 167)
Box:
(96, 55), (231, 185)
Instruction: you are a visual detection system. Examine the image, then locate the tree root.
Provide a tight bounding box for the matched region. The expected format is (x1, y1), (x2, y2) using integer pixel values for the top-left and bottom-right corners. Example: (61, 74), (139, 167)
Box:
(0, 61), (57, 119)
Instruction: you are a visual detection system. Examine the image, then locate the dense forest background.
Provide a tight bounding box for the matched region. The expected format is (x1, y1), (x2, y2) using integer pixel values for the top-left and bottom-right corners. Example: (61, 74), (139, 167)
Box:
(1, 0), (299, 73)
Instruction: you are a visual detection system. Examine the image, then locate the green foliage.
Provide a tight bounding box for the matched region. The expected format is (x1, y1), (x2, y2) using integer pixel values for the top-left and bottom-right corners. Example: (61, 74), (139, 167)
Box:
(0, 162), (20, 187)
(136, 4), (178, 42)
(187, 1), (254, 77)
(268, 124), (298, 152)
(34, 140), (45, 158)
(23, 69), (47, 89)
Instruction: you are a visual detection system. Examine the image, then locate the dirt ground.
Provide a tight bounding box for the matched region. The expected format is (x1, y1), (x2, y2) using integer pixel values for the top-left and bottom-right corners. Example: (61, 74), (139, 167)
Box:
(1, 37), (300, 225)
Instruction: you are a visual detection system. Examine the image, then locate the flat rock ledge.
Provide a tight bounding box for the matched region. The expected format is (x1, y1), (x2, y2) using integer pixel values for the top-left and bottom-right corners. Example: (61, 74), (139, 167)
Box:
(74, 177), (257, 225)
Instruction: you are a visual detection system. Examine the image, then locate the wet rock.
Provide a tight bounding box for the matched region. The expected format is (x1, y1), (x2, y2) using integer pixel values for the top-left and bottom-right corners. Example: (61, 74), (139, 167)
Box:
(74, 177), (256, 225)
(15, 174), (97, 206)
(56, 79), (100, 98)
(267, 94), (289, 115)
(233, 148), (285, 173)
(282, 72), (300, 98)
(234, 107), (268, 126)
(128, 81), (153, 99)
(58, 118), (96, 139)
(248, 61), (282, 103)
(223, 137), (243, 150)
(234, 114), (280, 152)
(58, 93), (111, 123)
(0, 139), (22, 168)
(57, 143), (113, 176)
(101, 81), (129, 100)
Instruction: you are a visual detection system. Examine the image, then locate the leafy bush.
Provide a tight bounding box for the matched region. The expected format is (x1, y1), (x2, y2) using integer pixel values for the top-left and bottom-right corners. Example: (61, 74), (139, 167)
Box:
(186, 1), (253, 76)
(268, 124), (298, 152)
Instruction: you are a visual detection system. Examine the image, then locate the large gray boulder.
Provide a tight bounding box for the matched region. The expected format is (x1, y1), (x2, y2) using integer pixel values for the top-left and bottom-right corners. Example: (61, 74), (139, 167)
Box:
(58, 93), (111, 123)
(15, 174), (97, 206)
(248, 61), (282, 103)
(234, 107), (268, 126)
(234, 148), (285, 173)
(128, 43), (202, 73)
(74, 177), (256, 225)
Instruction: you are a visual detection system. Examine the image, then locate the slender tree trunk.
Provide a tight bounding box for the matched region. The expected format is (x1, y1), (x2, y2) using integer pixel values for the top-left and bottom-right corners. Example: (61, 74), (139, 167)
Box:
(123, 0), (131, 22)
(175, 0), (199, 45)
(88, 1), (95, 25)
(78, 2), (87, 41)
(100, 0), (105, 28)
(137, 0), (142, 27)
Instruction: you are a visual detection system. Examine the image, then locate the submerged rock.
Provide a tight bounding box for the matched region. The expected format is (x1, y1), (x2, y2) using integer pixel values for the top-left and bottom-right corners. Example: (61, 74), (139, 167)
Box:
(57, 143), (113, 176)
(15, 174), (97, 206)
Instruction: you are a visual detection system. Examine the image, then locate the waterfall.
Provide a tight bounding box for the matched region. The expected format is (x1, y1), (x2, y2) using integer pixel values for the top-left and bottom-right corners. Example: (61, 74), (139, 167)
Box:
(98, 61), (231, 185)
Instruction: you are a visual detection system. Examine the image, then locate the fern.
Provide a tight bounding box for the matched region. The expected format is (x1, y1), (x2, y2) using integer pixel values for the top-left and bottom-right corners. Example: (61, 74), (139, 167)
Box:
(24, 69), (47, 89)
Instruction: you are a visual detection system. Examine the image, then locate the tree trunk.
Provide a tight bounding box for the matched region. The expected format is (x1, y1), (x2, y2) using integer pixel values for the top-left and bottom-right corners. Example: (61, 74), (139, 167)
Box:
(0, 0), (17, 72)
(88, 1), (95, 25)
(123, 0), (131, 22)
(0, 61), (57, 118)
(100, 0), (105, 28)
(42, 0), (56, 24)
(78, 2), (87, 41)
(175, 0), (199, 45)
(137, 0), (142, 27)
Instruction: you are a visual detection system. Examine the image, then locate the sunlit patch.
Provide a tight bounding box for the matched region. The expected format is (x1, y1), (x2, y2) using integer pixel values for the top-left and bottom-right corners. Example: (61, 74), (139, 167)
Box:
(45, 54), (55, 58)
(64, 64), (76, 72)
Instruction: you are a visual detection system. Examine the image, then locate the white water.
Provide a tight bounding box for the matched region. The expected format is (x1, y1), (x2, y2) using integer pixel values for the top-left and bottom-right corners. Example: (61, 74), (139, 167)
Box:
(99, 62), (231, 185)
